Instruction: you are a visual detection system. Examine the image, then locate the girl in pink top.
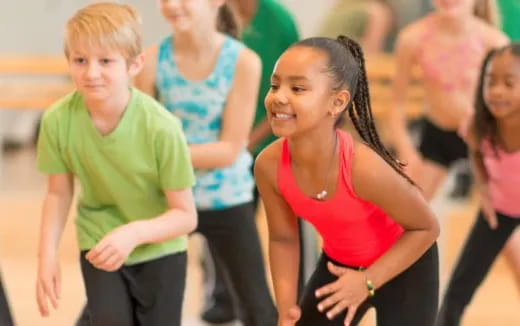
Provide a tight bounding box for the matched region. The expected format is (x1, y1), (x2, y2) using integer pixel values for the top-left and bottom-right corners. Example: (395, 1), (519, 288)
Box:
(255, 35), (440, 326)
(438, 43), (520, 326)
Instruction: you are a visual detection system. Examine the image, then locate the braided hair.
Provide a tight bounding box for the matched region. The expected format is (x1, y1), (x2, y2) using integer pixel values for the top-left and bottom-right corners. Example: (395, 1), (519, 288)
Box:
(474, 43), (520, 156)
(294, 35), (415, 185)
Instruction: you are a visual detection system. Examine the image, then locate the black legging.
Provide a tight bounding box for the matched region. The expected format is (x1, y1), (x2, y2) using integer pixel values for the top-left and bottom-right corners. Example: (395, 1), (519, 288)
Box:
(197, 202), (277, 326)
(436, 211), (520, 326)
(297, 244), (439, 326)
(0, 272), (14, 326)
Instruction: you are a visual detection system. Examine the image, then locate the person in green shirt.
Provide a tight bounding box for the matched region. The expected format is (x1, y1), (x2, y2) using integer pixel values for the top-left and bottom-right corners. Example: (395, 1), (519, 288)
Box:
(498, 0), (520, 41)
(36, 3), (196, 325)
(240, 0), (300, 158)
(197, 0), (300, 323)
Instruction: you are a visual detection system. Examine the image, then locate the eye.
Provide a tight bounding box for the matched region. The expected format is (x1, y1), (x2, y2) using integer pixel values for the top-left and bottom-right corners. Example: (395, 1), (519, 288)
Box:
(73, 57), (86, 64)
(292, 86), (305, 92)
(270, 84), (279, 91)
(100, 58), (112, 65)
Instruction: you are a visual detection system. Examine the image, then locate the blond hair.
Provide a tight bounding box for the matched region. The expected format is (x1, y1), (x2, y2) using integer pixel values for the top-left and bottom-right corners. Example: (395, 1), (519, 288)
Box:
(64, 2), (142, 61)
(474, 0), (500, 26)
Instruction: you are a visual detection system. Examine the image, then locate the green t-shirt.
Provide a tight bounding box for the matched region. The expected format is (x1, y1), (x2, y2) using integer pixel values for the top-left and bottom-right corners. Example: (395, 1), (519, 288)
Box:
(242, 0), (299, 156)
(498, 0), (520, 41)
(37, 88), (195, 265)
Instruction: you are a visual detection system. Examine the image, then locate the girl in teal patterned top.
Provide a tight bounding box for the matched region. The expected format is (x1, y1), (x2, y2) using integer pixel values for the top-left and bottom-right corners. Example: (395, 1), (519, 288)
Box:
(135, 1), (277, 325)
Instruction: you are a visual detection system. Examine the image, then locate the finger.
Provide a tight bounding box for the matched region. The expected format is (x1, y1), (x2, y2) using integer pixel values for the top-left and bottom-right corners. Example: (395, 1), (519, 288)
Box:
(316, 280), (340, 298)
(326, 299), (349, 320)
(86, 240), (110, 262)
(41, 278), (58, 309)
(327, 262), (348, 277)
(318, 291), (344, 312)
(89, 245), (116, 267)
(54, 272), (61, 301)
(36, 282), (49, 317)
(99, 253), (124, 272)
(343, 305), (358, 326)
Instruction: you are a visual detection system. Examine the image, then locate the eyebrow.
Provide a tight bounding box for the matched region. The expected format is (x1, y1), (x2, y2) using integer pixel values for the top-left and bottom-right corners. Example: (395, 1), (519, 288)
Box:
(271, 74), (310, 82)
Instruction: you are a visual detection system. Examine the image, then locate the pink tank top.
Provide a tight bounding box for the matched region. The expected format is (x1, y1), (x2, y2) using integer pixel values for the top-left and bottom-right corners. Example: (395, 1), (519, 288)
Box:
(278, 130), (403, 267)
(482, 141), (520, 217)
(415, 18), (486, 92)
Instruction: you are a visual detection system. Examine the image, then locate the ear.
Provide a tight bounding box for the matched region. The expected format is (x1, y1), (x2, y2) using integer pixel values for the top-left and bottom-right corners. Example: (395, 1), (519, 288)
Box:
(330, 89), (351, 116)
(128, 53), (145, 77)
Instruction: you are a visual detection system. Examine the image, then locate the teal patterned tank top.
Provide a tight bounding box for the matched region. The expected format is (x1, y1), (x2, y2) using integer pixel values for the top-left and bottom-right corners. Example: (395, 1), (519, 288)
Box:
(156, 35), (254, 210)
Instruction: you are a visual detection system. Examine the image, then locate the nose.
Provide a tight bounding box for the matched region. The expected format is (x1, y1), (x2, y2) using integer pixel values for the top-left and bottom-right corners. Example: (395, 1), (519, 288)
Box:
(272, 88), (289, 105)
(161, 0), (180, 9)
(85, 61), (101, 79)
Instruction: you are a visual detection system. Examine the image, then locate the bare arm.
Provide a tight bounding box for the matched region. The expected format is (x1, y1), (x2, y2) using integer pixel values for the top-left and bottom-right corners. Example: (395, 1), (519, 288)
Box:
(254, 145), (300, 322)
(131, 188), (197, 244)
(36, 173), (74, 316)
(190, 49), (262, 168)
(352, 143), (439, 289)
(388, 29), (420, 161)
(362, 1), (393, 55)
(38, 174), (74, 259)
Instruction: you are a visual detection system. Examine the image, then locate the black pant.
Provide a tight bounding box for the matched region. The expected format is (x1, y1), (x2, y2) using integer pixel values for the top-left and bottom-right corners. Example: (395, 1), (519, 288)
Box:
(79, 251), (187, 326)
(436, 211), (520, 326)
(297, 244), (439, 326)
(0, 272), (14, 326)
(197, 202), (277, 326)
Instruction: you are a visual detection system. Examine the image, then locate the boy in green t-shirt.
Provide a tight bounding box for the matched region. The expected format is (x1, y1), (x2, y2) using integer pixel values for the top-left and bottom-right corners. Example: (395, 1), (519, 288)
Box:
(35, 3), (196, 325)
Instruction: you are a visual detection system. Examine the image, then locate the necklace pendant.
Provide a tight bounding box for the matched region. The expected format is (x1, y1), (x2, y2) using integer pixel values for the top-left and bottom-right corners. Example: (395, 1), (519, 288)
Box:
(316, 190), (328, 200)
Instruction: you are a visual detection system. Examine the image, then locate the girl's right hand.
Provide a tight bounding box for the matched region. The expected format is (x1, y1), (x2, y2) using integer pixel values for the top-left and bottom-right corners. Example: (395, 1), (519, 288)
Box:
(36, 254), (61, 317)
(278, 306), (301, 326)
(480, 186), (498, 229)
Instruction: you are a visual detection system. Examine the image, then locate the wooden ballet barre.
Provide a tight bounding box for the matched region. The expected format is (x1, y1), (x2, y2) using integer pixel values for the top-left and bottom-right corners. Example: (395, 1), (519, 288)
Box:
(0, 55), (69, 75)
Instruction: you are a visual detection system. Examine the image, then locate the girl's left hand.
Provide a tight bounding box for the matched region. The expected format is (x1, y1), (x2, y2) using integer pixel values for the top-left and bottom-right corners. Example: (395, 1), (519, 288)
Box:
(86, 223), (141, 272)
(315, 262), (369, 326)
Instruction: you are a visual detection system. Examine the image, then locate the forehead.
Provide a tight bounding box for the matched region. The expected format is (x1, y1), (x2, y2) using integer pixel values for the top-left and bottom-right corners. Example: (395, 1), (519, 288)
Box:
(488, 50), (520, 74)
(273, 46), (329, 77)
(68, 38), (126, 57)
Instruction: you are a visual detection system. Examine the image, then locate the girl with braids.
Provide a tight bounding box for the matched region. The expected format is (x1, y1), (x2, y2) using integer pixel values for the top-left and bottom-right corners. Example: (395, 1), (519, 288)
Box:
(437, 43), (520, 326)
(133, 0), (277, 325)
(255, 35), (440, 326)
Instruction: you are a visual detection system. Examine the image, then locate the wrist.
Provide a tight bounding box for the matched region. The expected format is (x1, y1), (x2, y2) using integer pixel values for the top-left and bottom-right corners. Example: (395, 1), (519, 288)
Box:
(361, 269), (376, 298)
(126, 220), (146, 246)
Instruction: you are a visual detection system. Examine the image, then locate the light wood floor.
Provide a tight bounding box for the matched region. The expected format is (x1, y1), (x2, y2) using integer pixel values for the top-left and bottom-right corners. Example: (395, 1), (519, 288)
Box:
(0, 147), (518, 326)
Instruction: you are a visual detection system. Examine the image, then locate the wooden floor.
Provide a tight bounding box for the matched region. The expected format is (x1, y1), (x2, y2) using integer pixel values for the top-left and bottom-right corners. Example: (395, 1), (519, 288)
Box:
(0, 147), (518, 325)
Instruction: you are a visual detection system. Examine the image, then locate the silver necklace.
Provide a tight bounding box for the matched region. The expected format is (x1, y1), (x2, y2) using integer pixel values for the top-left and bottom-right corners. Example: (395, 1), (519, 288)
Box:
(315, 134), (338, 201)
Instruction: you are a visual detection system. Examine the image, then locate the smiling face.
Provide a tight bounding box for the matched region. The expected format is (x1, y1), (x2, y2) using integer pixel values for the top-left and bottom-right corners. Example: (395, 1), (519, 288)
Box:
(483, 49), (520, 121)
(264, 46), (349, 138)
(159, 0), (219, 33)
(433, 0), (475, 17)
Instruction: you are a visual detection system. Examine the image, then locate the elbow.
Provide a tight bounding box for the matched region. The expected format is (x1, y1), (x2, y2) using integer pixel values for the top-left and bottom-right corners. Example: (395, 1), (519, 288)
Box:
(186, 209), (198, 234)
(215, 144), (243, 168)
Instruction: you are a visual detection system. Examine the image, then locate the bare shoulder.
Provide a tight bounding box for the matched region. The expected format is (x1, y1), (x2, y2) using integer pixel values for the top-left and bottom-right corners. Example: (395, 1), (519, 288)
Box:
(473, 18), (509, 48)
(237, 46), (262, 72)
(397, 15), (431, 46)
(254, 138), (284, 188)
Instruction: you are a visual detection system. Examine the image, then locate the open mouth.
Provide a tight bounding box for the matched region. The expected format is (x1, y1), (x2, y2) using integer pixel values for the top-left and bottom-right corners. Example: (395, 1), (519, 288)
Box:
(272, 112), (296, 120)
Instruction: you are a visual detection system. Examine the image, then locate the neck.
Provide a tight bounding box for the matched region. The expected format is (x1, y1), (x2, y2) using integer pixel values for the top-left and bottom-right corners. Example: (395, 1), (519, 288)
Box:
(288, 128), (338, 172)
(85, 87), (131, 119)
(498, 113), (520, 148)
(433, 12), (473, 34)
(230, 0), (257, 24)
(173, 29), (222, 57)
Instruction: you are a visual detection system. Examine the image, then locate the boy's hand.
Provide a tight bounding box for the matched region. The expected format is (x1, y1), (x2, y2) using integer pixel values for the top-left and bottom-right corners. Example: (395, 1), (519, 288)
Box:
(36, 254), (61, 317)
(86, 223), (141, 272)
(315, 262), (369, 326)
(480, 186), (498, 229)
(278, 306), (301, 326)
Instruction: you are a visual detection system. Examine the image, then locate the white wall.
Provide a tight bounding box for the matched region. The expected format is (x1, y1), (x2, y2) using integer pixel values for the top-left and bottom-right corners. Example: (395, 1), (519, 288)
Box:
(0, 0), (335, 54)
